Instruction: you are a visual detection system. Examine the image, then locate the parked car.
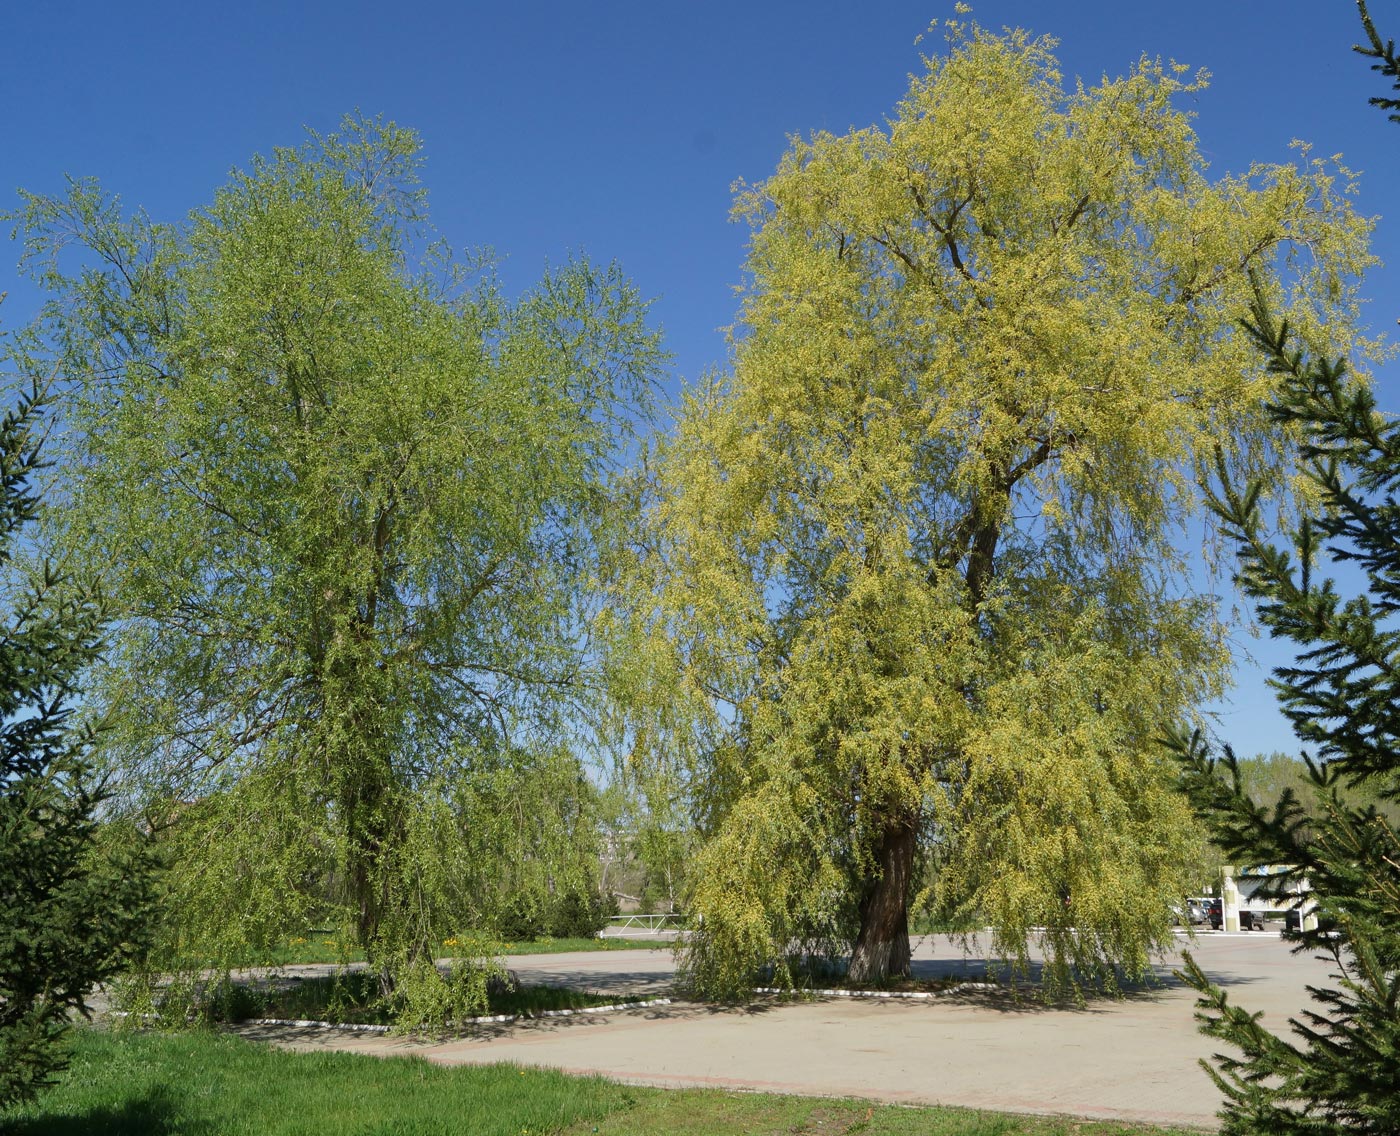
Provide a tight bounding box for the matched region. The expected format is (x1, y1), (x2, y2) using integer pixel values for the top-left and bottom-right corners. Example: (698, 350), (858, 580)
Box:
(1240, 908), (1270, 931)
(1186, 897), (1222, 930)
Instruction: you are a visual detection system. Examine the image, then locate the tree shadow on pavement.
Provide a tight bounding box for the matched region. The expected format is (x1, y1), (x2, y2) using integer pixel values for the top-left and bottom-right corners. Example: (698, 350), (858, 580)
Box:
(230, 998), (714, 1048)
(504, 965), (674, 996)
(921, 960), (1262, 1015)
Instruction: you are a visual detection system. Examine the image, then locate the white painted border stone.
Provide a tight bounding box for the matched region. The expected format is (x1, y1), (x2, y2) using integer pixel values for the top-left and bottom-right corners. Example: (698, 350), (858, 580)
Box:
(753, 983), (997, 999)
(244, 997), (673, 1032)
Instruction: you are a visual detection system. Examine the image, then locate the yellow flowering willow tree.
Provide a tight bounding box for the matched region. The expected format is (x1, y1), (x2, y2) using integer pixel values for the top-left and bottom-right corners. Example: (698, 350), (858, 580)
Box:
(613, 22), (1376, 994)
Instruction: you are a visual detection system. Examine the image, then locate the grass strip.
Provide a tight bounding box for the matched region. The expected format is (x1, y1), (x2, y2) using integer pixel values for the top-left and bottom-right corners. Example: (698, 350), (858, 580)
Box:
(502, 936), (673, 955)
(563, 1088), (1205, 1136)
(3, 1028), (1206, 1136)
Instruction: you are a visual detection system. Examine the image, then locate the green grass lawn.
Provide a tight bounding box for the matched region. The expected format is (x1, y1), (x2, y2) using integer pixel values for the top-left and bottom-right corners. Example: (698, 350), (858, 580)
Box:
(252, 933), (365, 967)
(502, 936), (671, 955)
(1, 1029), (620, 1136)
(3, 1029), (1204, 1136)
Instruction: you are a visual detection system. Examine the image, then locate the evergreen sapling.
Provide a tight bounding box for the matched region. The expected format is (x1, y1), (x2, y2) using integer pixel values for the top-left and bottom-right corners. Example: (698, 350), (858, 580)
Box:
(0, 380), (156, 1109)
(1168, 14), (1400, 1129)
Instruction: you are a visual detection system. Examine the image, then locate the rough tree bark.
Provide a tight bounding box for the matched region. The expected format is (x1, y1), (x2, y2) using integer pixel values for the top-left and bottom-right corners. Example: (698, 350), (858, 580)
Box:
(848, 818), (918, 983)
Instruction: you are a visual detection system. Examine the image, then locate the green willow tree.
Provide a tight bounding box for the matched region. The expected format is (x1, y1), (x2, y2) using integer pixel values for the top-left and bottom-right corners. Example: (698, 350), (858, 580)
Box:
(12, 116), (663, 1010)
(609, 19), (1377, 994)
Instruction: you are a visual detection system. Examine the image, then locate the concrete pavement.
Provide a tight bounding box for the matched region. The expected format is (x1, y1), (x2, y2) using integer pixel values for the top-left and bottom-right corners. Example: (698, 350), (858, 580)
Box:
(234, 932), (1339, 1129)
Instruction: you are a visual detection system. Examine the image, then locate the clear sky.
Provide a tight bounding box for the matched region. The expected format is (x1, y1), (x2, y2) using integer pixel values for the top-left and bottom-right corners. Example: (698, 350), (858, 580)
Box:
(4, 1), (1398, 758)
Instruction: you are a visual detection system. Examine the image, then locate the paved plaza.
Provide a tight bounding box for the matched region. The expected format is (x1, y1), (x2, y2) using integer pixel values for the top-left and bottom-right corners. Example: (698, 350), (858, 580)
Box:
(238, 932), (1339, 1129)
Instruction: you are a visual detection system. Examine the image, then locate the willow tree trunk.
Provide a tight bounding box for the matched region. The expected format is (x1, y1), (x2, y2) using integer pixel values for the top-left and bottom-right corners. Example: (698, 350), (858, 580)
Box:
(341, 749), (401, 999)
(346, 785), (390, 995)
(848, 818), (917, 983)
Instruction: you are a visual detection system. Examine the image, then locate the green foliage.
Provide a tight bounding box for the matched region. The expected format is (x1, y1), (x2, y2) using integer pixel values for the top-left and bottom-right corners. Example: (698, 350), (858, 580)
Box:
(1167, 14), (1400, 1119)
(387, 949), (503, 1032)
(496, 886), (616, 942)
(452, 747), (617, 941)
(595, 777), (692, 915)
(609, 19), (1375, 995)
(1170, 299), (1400, 1130)
(9, 113), (664, 1019)
(549, 888), (619, 939)
(1356, 0), (1400, 122)
(1229, 752), (1400, 844)
(0, 378), (158, 1108)
(633, 824), (690, 914)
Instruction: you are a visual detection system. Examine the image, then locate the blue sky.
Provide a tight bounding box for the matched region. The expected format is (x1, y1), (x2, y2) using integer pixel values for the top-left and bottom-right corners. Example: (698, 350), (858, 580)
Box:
(4, 1), (1398, 758)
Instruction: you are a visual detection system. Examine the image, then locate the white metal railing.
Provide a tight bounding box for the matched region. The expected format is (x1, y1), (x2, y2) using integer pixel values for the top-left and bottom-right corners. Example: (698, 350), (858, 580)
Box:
(600, 913), (687, 935)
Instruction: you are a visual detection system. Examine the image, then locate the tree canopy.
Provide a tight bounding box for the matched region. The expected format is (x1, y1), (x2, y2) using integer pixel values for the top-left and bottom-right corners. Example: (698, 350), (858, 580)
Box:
(1225, 753), (1400, 846)
(11, 115), (665, 1015)
(610, 19), (1378, 994)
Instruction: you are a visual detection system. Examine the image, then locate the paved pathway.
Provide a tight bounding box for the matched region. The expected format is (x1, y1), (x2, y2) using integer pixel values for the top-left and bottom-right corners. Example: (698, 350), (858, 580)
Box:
(235, 932), (1337, 1129)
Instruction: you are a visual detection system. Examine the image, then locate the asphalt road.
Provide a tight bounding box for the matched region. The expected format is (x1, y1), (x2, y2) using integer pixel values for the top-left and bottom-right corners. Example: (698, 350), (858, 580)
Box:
(236, 932), (1338, 1129)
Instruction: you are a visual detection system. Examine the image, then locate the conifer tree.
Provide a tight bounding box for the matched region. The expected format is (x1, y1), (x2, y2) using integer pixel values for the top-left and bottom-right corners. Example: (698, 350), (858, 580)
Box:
(0, 379), (156, 1109)
(1169, 8), (1400, 1130)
